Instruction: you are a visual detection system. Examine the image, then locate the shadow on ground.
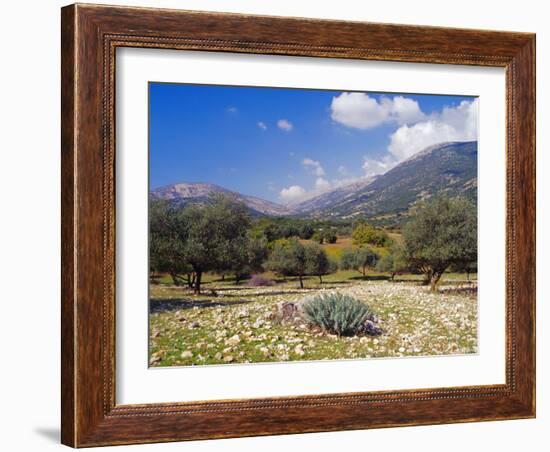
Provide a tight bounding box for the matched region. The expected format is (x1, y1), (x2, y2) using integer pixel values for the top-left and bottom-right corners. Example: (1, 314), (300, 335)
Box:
(149, 298), (256, 313)
(439, 285), (477, 296)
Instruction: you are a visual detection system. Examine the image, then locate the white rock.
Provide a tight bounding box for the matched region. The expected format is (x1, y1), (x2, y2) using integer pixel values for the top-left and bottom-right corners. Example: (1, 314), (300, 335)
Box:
(226, 334), (241, 346)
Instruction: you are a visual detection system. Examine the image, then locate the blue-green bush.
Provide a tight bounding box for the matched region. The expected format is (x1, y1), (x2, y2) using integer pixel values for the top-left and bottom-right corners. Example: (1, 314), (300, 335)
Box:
(302, 292), (373, 336)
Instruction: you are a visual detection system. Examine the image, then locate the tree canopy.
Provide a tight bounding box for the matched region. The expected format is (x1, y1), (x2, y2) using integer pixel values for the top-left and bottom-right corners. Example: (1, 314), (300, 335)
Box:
(150, 195), (252, 293)
(402, 196), (477, 291)
(340, 247), (380, 276)
(352, 221), (392, 247)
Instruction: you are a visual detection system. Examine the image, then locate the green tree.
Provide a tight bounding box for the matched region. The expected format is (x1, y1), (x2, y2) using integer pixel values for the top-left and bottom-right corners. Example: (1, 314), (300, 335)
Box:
(311, 231), (324, 244)
(181, 195), (251, 294)
(298, 223), (315, 240)
(340, 247), (380, 276)
(226, 235), (269, 284)
(304, 243), (337, 283)
(149, 200), (195, 287)
(352, 222), (391, 247)
(402, 196), (477, 291)
(265, 237), (307, 288)
(375, 244), (408, 281)
(322, 229), (338, 244)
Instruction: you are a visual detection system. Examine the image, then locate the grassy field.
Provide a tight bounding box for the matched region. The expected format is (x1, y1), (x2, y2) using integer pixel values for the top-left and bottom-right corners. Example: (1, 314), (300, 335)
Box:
(299, 236), (390, 260)
(149, 271), (477, 367)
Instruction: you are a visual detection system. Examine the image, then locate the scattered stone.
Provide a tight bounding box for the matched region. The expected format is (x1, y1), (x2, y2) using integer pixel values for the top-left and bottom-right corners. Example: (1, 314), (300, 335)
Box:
(214, 352), (222, 360)
(226, 334), (241, 346)
(149, 355), (161, 365)
(294, 345), (305, 356)
(181, 350), (193, 358)
(189, 321), (200, 329)
(223, 355), (234, 363)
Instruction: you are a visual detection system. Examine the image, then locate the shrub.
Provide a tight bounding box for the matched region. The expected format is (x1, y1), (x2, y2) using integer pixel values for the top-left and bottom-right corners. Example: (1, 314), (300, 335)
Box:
(302, 292), (373, 336)
(323, 229), (337, 244)
(246, 274), (275, 286)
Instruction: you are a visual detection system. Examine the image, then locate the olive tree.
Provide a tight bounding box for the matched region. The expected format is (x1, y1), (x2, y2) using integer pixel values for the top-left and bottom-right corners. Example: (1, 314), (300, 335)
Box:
(375, 244), (408, 281)
(402, 196), (477, 291)
(265, 237), (307, 288)
(340, 247), (380, 276)
(180, 195), (251, 294)
(149, 200), (194, 287)
(224, 235), (269, 285)
(304, 242), (337, 283)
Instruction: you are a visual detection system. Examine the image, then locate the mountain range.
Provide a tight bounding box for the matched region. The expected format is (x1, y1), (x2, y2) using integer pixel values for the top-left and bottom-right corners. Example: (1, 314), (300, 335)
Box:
(150, 141), (477, 222)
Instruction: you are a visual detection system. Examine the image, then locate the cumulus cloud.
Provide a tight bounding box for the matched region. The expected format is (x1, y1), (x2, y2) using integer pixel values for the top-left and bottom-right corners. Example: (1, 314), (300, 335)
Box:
(257, 121), (267, 130)
(362, 156), (395, 177)
(314, 177), (331, 191)
(226, 106), (238, 113)
(302, 158), (325, 177)
(388, 99), (478, 161)
(330, 93), (425, 130)
(279, 185), (307, 202)
(277, 119), (293, 131)
(279, 98), (478, 203)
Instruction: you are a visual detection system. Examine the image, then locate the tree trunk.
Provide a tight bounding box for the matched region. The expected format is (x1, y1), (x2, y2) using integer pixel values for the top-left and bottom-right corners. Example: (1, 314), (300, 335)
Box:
(361, 266), (366, 276)
(422, 270), (432, 286)
(235, 273), (241, 285)
(186, 273), (195, 288)
(221, 274), (225, 281)
(390, 272), (395, 281)
(429, 271), (444, 292)
(194, 271), (203, 294)
(319, 275), (323, 284)
(298, 275), (304, 289)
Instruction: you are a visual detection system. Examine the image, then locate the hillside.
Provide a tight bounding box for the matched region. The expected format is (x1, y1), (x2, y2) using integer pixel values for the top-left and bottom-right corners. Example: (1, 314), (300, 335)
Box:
(150, 141), (477, 222)
(298, 141), (477, 221)
(151, 182), (294, 217)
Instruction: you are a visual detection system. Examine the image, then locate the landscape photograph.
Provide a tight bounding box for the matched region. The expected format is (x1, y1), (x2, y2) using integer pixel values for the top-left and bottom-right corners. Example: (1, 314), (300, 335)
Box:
(148, 82), (478, 367)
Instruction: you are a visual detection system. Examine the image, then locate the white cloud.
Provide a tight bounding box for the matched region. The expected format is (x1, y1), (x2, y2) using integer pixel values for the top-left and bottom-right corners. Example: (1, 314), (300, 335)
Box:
(330, 93), (425, 130)
(227, 106), (238, 113)
(388, 99), (478, 160)
(279, 185), (307, 202)
(278, 98), (478, 203)
(302, 158), (325, 177)
(362, 156), (395, 177)
(277, 119), (293, 131)
(314, 177), (331, 191)
(257, 121), (267, 130)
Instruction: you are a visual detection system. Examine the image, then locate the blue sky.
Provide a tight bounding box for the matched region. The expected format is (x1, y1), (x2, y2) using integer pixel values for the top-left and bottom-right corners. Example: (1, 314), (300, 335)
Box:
(149, 83), (477, 204)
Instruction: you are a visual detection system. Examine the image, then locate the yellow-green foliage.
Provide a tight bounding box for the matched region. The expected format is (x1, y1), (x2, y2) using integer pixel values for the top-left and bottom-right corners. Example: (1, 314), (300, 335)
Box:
(352, 222), (392, 247)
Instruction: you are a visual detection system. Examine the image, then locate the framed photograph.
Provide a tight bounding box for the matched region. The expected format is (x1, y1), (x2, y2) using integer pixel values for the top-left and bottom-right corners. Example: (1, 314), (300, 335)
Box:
(61, 3), (536, 447)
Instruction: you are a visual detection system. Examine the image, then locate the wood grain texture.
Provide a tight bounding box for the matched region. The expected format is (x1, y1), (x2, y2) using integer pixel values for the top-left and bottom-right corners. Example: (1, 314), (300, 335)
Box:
(60, 3), (536, 447)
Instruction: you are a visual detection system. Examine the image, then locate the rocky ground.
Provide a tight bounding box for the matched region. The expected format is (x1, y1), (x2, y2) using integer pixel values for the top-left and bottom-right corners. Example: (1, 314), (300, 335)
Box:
(149, 280), (477, 367)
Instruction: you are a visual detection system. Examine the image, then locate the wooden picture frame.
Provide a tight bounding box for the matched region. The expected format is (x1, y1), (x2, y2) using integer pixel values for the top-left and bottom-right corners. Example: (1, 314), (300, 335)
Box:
(61, 3), (535, 447)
